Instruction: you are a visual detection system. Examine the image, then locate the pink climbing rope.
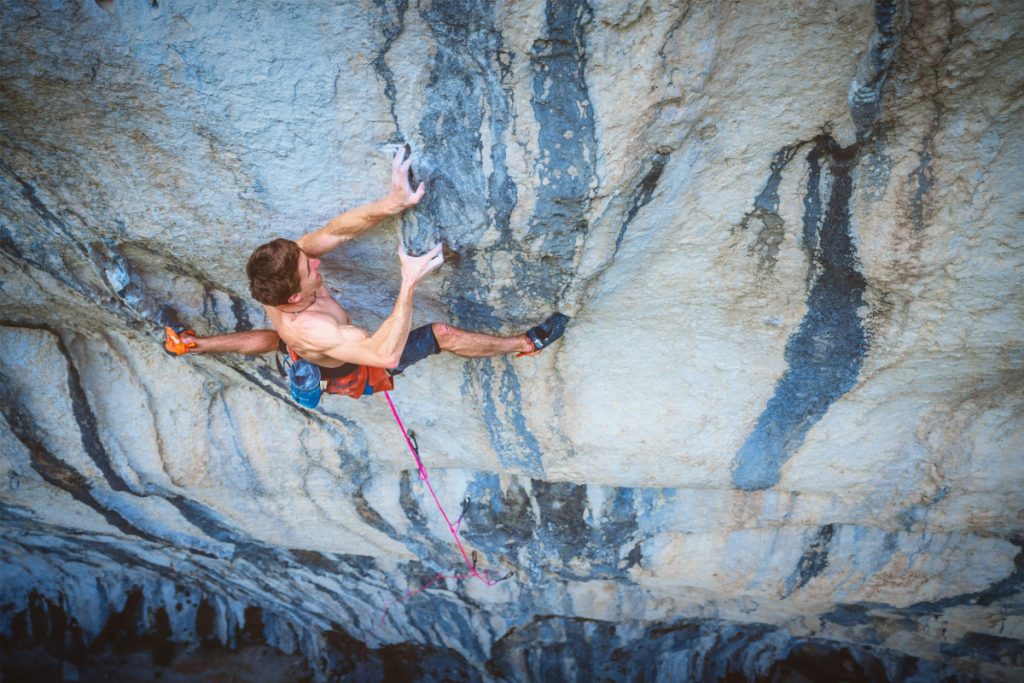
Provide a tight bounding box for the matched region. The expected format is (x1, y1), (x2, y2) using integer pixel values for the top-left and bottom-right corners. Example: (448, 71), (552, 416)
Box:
(372, 391), (503, 638)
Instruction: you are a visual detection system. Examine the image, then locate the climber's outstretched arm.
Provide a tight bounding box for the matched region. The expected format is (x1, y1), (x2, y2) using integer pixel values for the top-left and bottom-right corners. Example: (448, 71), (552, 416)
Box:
(181, 329), (280, 355)
(296, 149), (426, 258)
(300, 245), (443, 368)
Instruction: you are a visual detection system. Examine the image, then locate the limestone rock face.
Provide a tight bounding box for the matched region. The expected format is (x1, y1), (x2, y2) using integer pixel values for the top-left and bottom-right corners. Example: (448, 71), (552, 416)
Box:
(1, 0), (1022, 680)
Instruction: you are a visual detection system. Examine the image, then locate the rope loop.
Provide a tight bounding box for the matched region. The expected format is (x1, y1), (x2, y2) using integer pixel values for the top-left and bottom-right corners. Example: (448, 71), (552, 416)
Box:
(372, 391), (516, 641)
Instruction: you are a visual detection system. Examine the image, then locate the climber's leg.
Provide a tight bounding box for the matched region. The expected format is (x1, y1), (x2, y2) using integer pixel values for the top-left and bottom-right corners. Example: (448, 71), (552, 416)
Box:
(431, 323), (533, 358)
(388, 316), (570, 375)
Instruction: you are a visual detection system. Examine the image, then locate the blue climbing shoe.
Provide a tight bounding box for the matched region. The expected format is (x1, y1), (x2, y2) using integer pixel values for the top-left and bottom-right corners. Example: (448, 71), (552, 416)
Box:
(517, 313), (569, 357)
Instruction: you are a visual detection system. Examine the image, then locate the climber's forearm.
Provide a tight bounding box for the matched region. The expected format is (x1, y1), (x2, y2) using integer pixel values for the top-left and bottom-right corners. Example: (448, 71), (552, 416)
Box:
(296, 198), (403, 258)
(186, 329), (280, 355)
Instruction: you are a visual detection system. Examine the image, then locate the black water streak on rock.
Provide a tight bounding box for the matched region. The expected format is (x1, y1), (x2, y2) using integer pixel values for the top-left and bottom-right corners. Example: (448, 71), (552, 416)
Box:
(849, 0), (910, 140)
(476, 362), (506, 468)
(59, 332), (134, 493)
(461, 474), (640, 580)
(3, 522), (373, 638)
(463, 474), (536, 547)
(2, 515), (175, 577)
(275, 555), (387, 628)
(406, 0), (597, 326)
(229, 295), (253, 331)
(908, 114), (939, 235)
(161, 495), (250, 553)
(545, 485), (638, 576)
(224, 363), (376, 490)
(392, 457), (494, 574)
(458, 472), (537, 579)
(0, 402), (167, 547)
(228, 365), (295, 404)
(731, 136), (868, 491)
(754, 145), (802, 215)
(0, 322), (132, 493)
(531, 479), (589, 562)
(410, 0), (520, 327)
(523, 0), (597, 306)
(819, 602), (881, 627)
(288, 549), (341, 574)
(0, 226), (26, 261)
(0, 326), (287, 560)
(613, 153), (667, 255)
(784, 524), (835, 598)
(594, 488), (639, 571)
(231, 365), (370, 476)
(254, 364), (283, 385)
(476, 360), (544, 475)
(901, 543), (1024, 615)
(0, 161), (93, 296)
(738, 143), (803, 273)
(729, 2), (909, 489)
(0, 159), (81, 247)
(800, 138), (826, 266)
(818, 545), (1023, 645)
(398, 469), (428, 530)
(370, 0), (410, 141)
(624, 541), (642, 569)
(498, 361), (543, 473)
(353, 485), (398, 536)
(528, 0), (597, 240)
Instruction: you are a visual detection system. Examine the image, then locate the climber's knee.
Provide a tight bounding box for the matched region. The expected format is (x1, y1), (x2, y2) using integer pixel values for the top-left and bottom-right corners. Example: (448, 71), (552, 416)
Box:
(431, 322), (454, 351)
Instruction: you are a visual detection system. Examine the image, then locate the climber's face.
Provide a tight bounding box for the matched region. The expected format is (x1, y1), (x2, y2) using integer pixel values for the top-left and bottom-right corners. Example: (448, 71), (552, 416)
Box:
(288, 250), (322, 303)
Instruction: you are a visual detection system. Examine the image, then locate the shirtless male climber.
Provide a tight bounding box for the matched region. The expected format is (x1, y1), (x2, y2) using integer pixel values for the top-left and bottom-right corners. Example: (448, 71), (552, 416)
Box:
(164, 149), (568, 401)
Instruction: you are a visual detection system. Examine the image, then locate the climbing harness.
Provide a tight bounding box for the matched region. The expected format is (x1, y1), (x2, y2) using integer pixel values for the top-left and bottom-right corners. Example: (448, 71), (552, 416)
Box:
(276, 344), (394, 405)
(371, 391), (512, 638)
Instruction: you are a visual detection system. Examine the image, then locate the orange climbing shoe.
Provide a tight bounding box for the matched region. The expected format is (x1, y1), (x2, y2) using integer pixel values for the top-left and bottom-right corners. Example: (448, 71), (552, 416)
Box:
(516, 313), (569, 357)
(164, 325), (197, 356)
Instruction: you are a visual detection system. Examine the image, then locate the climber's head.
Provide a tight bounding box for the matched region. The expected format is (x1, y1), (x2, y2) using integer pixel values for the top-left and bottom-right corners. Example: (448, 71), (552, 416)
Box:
(246, 238), (305, 306)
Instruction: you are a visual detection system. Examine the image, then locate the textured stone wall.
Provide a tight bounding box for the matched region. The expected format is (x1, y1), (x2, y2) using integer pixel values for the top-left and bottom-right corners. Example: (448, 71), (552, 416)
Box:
(1, 0), (1022, 680)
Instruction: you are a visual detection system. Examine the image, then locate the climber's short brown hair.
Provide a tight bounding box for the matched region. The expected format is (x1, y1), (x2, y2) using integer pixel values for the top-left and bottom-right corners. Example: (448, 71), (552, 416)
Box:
(245, 238), (302, 306)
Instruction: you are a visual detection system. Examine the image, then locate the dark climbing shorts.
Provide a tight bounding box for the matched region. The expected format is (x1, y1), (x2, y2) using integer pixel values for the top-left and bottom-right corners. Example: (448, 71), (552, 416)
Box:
(277, 323), (439, 377)
(389, 324), (440, 375)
